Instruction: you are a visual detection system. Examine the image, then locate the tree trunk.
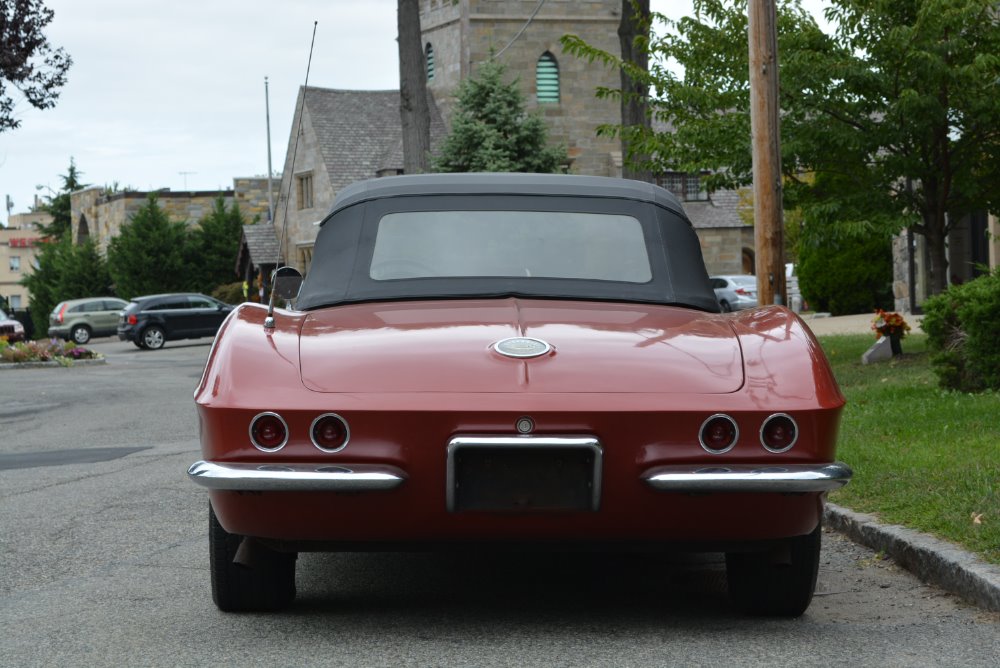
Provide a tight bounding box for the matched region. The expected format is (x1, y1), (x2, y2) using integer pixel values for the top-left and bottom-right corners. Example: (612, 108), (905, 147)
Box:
(398, 0), (431, 174)
(618, 0), (652, 182)
(923, 211), (950, 296)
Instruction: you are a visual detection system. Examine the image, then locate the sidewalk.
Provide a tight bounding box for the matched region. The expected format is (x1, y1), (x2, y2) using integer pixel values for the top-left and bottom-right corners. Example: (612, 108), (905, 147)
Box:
(799, 312), (923, 337)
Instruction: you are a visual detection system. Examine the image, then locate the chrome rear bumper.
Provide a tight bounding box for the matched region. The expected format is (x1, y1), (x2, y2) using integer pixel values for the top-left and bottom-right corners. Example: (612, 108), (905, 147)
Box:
(187, 460), (406, 492)
(642, 462), (852, 493)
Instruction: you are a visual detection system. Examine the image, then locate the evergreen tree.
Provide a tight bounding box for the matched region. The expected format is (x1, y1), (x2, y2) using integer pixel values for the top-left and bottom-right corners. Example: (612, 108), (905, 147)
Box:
(187, 197), (245, 293)
(55, 239), (112, 299)
(107, 195), (190, 299)
(37, 159), (86, 241)
(433, 60), (566, 173)
(19, 236), (66, 336)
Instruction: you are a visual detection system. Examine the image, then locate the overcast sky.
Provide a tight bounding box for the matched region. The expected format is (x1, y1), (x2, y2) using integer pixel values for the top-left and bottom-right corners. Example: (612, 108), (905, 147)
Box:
(0, 0), (830, 226)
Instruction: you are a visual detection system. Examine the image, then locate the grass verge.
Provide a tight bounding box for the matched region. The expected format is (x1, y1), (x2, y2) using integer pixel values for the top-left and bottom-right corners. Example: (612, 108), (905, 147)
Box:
(821, 332), (1000, 564)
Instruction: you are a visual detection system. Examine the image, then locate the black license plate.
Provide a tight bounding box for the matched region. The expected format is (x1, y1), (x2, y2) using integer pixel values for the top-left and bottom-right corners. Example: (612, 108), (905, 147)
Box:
(451, 446), (597, 512)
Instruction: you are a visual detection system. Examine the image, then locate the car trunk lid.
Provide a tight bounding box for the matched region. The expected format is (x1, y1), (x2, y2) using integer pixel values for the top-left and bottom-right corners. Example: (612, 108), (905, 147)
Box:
(298, 298), (744, 394)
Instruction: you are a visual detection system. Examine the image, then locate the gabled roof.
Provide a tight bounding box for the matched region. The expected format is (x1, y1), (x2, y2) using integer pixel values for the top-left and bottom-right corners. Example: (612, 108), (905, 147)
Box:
(236, 223), (281, 275)
(302, 87), (447, 194)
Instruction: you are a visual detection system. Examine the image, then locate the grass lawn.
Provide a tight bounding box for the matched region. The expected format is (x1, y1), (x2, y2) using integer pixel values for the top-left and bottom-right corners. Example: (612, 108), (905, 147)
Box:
(820, 332), (1000, 564)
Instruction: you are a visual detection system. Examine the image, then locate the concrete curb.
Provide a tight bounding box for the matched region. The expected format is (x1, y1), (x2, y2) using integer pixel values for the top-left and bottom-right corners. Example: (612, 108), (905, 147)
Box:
(825, 503), (1000, 612)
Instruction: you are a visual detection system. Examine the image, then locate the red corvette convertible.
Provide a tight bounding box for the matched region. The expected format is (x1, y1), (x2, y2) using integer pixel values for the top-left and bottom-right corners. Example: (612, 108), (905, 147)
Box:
(189, 173), (850, 615)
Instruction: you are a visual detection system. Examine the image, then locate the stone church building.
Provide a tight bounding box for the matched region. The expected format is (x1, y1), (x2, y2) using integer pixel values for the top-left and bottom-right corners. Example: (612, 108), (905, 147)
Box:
(271, 0), (752, 276)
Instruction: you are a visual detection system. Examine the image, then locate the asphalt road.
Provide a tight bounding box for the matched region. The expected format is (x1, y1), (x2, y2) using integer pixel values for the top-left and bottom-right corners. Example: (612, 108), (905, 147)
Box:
(1, 336), (998, 667)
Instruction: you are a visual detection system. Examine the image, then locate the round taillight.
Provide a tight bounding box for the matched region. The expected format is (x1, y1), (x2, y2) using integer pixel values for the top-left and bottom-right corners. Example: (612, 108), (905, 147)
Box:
(761, 413), (798, 453)
(699, 414), (738, 454)
(310, 413), (350, 452)
(249, 412), (288, 451)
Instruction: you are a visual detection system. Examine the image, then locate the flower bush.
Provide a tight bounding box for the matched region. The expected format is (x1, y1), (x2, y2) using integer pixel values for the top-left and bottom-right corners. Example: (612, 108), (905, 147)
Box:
(871, 309), (911, 339)
(0, 338), (101, 364)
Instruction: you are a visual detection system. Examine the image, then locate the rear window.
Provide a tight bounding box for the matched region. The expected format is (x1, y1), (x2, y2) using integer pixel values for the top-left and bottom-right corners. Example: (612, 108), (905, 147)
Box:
(371, 210), (651, 283)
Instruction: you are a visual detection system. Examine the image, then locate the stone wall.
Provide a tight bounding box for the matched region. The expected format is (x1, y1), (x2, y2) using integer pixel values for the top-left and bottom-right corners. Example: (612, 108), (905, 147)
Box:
(422, 0), (464, 121)
(233, 176), (279, 224)
(71, 188), (236, 253)
(699, 227), (755, 276)
(68, 178), (271, 254)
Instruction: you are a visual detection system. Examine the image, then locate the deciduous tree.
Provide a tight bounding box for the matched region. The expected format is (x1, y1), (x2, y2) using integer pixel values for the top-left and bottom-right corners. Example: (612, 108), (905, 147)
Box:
(562, 0), (1000, 296)
(0, 0), (72, 133)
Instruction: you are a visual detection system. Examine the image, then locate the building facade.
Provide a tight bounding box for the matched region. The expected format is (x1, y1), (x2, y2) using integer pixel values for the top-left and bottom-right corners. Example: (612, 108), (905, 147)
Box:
(272, 0), (750, 276)
(1, 213), (47, 309)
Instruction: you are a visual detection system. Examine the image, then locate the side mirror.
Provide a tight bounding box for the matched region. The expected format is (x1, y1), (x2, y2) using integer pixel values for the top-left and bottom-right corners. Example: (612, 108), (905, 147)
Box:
(271, 266), (303, 301)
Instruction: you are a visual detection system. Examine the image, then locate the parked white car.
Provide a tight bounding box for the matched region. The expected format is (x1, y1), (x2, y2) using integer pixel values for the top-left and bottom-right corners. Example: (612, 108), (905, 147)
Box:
(710, 275), (758, 312)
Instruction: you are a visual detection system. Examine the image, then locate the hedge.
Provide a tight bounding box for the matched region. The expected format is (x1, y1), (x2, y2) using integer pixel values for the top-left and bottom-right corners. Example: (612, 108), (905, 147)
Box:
(921, 271), (1000, 392)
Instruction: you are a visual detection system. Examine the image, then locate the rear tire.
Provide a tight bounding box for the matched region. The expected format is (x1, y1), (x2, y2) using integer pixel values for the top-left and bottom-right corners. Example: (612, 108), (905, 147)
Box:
(71, 324), (92, 344)
(209, 504), (296, 612)
(719, 300), (732, 313)
(726, 524), (821, 617)
(141, 325), (165, 350)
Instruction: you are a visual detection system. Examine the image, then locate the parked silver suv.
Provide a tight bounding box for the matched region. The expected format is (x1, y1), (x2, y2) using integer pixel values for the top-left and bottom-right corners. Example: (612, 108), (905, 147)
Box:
(49, 297), (129, 344)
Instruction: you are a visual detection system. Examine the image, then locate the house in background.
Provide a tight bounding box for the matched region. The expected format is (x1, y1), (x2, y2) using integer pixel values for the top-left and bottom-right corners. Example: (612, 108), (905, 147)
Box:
(0, 212), (47, 309)
(272, 88), (448, 272)
(272, 0), (751, 277)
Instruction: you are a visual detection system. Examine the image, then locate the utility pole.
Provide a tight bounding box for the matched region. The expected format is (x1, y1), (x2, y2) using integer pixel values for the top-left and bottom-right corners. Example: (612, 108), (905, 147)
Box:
(748, 0), (785, 306)
(265, 76), (275, 223)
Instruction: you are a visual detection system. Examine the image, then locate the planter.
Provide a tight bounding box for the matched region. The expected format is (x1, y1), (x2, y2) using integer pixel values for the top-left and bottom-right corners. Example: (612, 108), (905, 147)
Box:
(889, 333), (903, 356)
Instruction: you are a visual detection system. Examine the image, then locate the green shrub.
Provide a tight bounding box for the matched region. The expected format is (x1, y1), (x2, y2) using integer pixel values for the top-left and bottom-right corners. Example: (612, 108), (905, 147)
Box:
(212, 282), (246, 305)
(922, 271), (1000, 391)
(797, 233), (894, 315)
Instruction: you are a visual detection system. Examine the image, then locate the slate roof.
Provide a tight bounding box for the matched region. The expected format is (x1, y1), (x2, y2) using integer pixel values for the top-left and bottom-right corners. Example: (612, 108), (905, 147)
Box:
(236, 223), (281, 275)
(683, 188), (748, 229)
(649, 116), (747, 230)
(301, 87), (447, 195)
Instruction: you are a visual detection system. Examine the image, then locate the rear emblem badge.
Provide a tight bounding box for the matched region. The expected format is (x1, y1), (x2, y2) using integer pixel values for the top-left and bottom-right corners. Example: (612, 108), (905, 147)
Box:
(493, 337), (552, 359)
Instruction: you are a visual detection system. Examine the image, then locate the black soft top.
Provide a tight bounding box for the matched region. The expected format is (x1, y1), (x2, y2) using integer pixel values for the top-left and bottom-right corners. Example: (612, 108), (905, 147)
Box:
(328, 173), (690, 221)
(296, 173), (718, 313)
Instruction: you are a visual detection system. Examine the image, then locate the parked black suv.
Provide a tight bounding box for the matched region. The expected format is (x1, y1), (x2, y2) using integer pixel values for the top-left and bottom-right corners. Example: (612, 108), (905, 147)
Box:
(117, 293), (234, 350)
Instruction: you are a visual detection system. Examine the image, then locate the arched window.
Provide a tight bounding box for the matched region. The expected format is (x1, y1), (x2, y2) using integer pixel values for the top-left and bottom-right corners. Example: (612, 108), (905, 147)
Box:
(425, 43), (435, 81)
(77, 214), (90, 245)
(536, 52), (559, 103)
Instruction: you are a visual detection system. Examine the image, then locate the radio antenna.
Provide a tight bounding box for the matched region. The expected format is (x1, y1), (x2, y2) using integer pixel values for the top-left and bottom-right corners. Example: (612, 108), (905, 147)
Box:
(266, 20), (318, 329)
